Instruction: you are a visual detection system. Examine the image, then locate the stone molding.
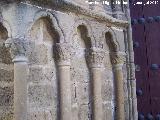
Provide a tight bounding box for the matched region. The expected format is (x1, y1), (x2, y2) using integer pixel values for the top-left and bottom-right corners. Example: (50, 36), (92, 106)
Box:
(5, 37), (30, 62)
(88, 47), (105, 68)
(58, 0), (128, 27)
(55, 43), (71, 66)
(18, 0), (128, 27)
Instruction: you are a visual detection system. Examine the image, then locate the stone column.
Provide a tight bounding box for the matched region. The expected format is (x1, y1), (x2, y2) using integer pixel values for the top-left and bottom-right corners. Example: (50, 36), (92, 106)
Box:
(55, 43), (72, 120)
(5, 38), (30, 120)
(111, 52), (125, 120)
(88, 47), (105, 120)
(126, 24), (138, 120)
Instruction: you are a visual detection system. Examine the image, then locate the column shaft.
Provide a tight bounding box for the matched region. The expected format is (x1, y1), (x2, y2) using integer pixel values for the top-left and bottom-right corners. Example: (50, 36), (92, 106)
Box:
(58, 65), (71, 120)
(88, 47), (105, 120)
(13, 58), (28, 120)
(113, 64), (125, 120)
(5, 38), (30, 120)
(55, 43), (72, 120)
(92, 67), (103, 120)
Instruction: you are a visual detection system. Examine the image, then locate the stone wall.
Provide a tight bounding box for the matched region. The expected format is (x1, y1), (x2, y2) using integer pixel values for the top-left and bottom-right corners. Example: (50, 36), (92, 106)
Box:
(0, 23), (14, 120)
(0, 1), (137, 120)
(27, 18), (58, 120)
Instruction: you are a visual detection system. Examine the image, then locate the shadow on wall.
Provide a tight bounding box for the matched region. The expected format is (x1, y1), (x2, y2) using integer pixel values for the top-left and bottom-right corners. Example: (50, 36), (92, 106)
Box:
(27, 16), (60, 119)
(0, 23), (14, 120)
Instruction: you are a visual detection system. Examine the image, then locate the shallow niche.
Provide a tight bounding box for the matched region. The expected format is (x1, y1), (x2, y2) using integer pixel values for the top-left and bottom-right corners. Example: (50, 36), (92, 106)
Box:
(27, 17), (60, 119)
(0, 23), (14, 119)
(71, 25), (92, 120)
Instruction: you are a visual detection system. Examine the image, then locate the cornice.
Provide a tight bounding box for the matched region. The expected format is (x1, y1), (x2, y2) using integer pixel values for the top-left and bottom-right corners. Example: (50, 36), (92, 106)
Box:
(59, 0), (128, 27)
(18, 0), (129, 28)
(0, 0), (129, 27)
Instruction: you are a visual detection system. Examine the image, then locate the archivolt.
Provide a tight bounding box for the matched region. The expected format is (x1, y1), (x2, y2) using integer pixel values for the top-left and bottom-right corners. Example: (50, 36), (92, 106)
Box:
(1, 20), (12, 38)
(102, 27), (120, 52)
(27, 10), (65, 43)
(68, 19), (95, 46)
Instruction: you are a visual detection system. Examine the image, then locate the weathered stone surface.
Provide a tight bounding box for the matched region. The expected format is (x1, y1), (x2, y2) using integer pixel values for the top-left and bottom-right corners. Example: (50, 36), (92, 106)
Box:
(28, 84), (54, 107)
(43, 67), (57, 82)
(71, 103), (79, 120)
(124, 98), (129, 120)
(0, 43), (12, 64)
(0, 34), (14, 120)
(76, 82), (90, 104)
(104, 53), (112, 69)
(103, 102), (114, 120)
(78, 104), (91, 120)
(5, 37), (31, 61)
(0, 86), (14, 106)
(28, 109), (56, 120)
(0, 68), (14, 82)
(29, 44), (48, 65)
(102, 80), (114, 101)
(103, 68), (114, 81)
(0, 0), (136, 119)
(0, 106), (14, 120)
(28, 67), (44, 83)
(71, 67), (90, 83)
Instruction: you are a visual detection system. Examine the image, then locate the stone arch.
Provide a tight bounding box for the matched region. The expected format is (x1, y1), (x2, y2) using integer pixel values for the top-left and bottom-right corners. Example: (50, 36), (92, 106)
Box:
(29, 16), (60, 44)
(0, 23), (14, 120)
(26, 14), (60, 119)
(0, 23), (8, 40)
(1, 20), (12, 38)
(70, 23), (92, 120)
(0, 23), (12, 64)
(103, 28), (120, 52)
(77, 25), (92, 49)
(69, 19), (95, 46)
(100, 28), (117, 119)
(104, 28), (126, 120)
(27, 10), (64, 43)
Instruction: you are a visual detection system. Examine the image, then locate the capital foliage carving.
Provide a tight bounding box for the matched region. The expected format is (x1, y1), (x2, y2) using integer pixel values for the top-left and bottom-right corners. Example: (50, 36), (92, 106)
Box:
(55, 43), (71, 65)
(88, 47), (105, 68)
(5, 37), (30, 60)
(110, 53), (126, 65)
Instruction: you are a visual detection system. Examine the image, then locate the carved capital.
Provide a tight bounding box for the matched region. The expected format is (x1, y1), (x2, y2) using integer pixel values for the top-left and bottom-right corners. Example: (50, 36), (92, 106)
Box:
(88, 47), (105, 68)
(5, 37), (30, 62)
(55, 43), (71, 66)
(110, 53), (126, 65)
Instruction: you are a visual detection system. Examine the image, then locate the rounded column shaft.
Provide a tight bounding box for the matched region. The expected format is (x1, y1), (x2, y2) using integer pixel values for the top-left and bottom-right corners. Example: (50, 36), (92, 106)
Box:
(13, 57), (28, 120)
(111, 53), (125, 120)
(55, 43), (72, 120)
(88, 47), (105, 120)
(58, 65), (71, 120)
(91, 67), (103, 120)
(5, 38), (30, 120)
(113, 64), (125, 120)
